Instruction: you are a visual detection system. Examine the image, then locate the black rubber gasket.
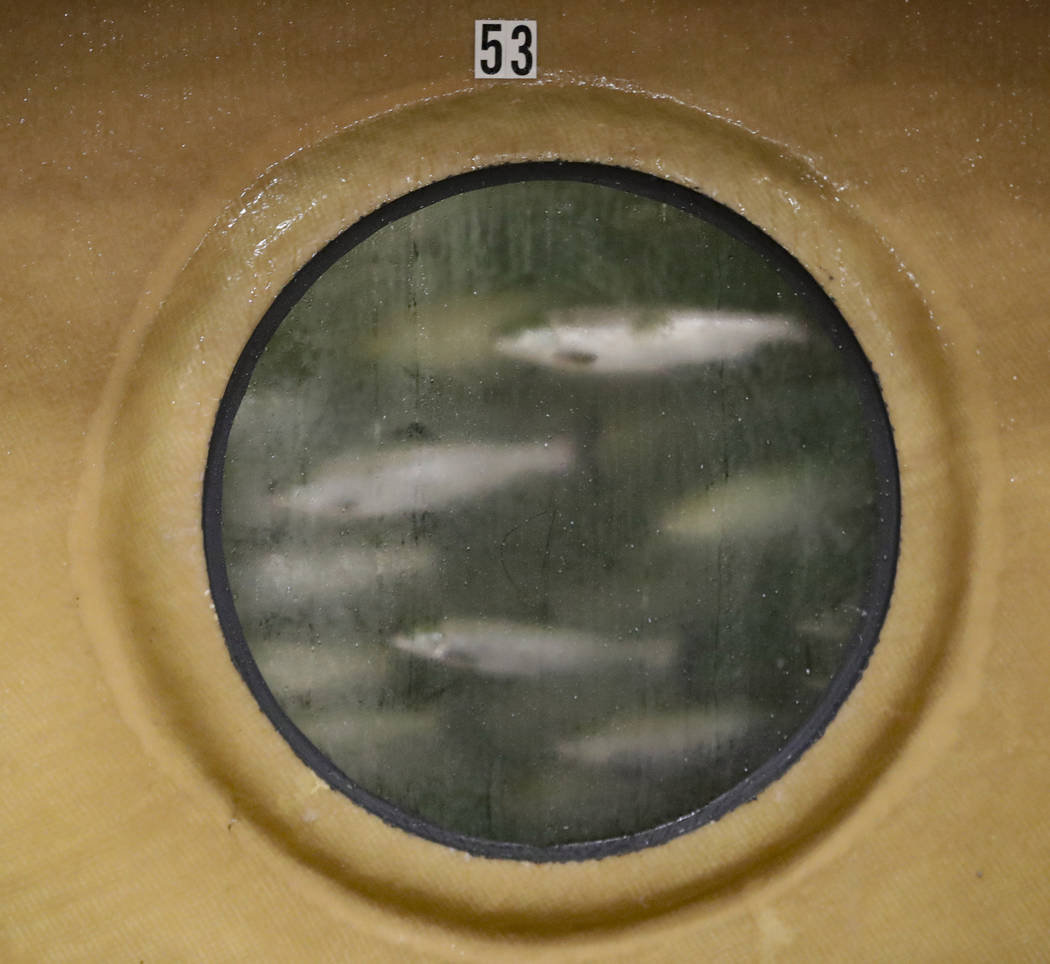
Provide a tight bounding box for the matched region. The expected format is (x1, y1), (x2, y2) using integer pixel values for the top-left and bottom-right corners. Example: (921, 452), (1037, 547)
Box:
(202, 161), (901, 863)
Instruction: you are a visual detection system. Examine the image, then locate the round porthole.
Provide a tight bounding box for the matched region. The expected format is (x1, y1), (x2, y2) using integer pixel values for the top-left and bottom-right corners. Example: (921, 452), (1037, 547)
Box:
(203, 162), (899, 860)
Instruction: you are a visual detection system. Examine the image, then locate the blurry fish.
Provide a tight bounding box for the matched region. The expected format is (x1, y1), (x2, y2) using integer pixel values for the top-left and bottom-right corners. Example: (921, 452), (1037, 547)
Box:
(368, 290), (538, 369)
(274, 438), (573, 519)
(245, 545), (434, 603)
(229, 385), (310, 436)
(299, 705), (442, 771)
(556, 704), (759, 768)
(660, 465), (860, 541)
(254, 643), (391, 707)
(795, 604), (867, 643)
(390, 618), (678, 678)
(495, 307), (805, 374)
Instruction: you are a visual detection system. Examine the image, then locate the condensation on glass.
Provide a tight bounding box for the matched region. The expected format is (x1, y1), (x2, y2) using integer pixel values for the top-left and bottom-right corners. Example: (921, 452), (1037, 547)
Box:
(206, 164), (899, 858)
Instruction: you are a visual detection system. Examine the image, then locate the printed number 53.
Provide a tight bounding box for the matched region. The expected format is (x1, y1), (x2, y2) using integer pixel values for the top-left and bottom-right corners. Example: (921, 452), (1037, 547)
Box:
(479, 22), (534, 76)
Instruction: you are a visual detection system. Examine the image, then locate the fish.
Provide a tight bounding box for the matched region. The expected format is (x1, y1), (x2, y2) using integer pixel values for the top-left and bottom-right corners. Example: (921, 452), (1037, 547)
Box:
(240, 544), (434, 603)
(556, 703), (759, 768)
(367, 290), (539, 369)
(298, 705), (443, 772)
(253, 643), (392, 708)
(390, 617), (679, 678)
(494, 307), (805, 374)
(660, 464), (861, 542)
(273, 438), (573, 519)
(795, 604), (867, 643)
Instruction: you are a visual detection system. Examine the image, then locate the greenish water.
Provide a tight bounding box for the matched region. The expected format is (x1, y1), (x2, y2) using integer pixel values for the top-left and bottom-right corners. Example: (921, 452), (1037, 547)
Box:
(219, 175), (891, 849)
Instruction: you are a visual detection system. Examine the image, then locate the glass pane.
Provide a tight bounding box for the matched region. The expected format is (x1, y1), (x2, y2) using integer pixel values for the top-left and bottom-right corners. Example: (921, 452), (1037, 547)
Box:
(209, 165), (898, 855)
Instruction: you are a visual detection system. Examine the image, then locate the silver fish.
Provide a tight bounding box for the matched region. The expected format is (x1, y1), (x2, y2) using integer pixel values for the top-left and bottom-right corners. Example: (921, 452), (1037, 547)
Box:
(495, 307), (805, 374)
(368, 290), (538, 369)
(556, 704), (759, 768)
(274, 438), (573, 519)
(243, 544), (434, 603)
(795, 604), (867, 643)
(299, 705), (442, 773)
(253, 644), (392, 707)
(660, 465), (852, 541)
(229, 385), (312, 435)
(390, 617), (678, 678)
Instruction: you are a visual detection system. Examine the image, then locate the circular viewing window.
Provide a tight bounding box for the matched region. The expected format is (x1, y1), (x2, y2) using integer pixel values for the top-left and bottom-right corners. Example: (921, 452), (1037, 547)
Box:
(204, 163), (899, 860)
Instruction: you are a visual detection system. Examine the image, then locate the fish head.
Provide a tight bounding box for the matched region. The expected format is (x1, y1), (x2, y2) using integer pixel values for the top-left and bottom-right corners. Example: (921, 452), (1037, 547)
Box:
(390, 628), (479, 670)
(391, 629), (447, 661)
(495, 326), (563, 367)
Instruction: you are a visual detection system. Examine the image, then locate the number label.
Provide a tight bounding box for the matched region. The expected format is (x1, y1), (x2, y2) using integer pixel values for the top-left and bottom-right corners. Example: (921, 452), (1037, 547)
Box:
(474, 20), (537, 79)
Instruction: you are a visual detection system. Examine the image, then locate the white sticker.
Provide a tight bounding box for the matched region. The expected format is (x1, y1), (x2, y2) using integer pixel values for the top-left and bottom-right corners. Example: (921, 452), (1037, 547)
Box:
(474, 20), (537, 79)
